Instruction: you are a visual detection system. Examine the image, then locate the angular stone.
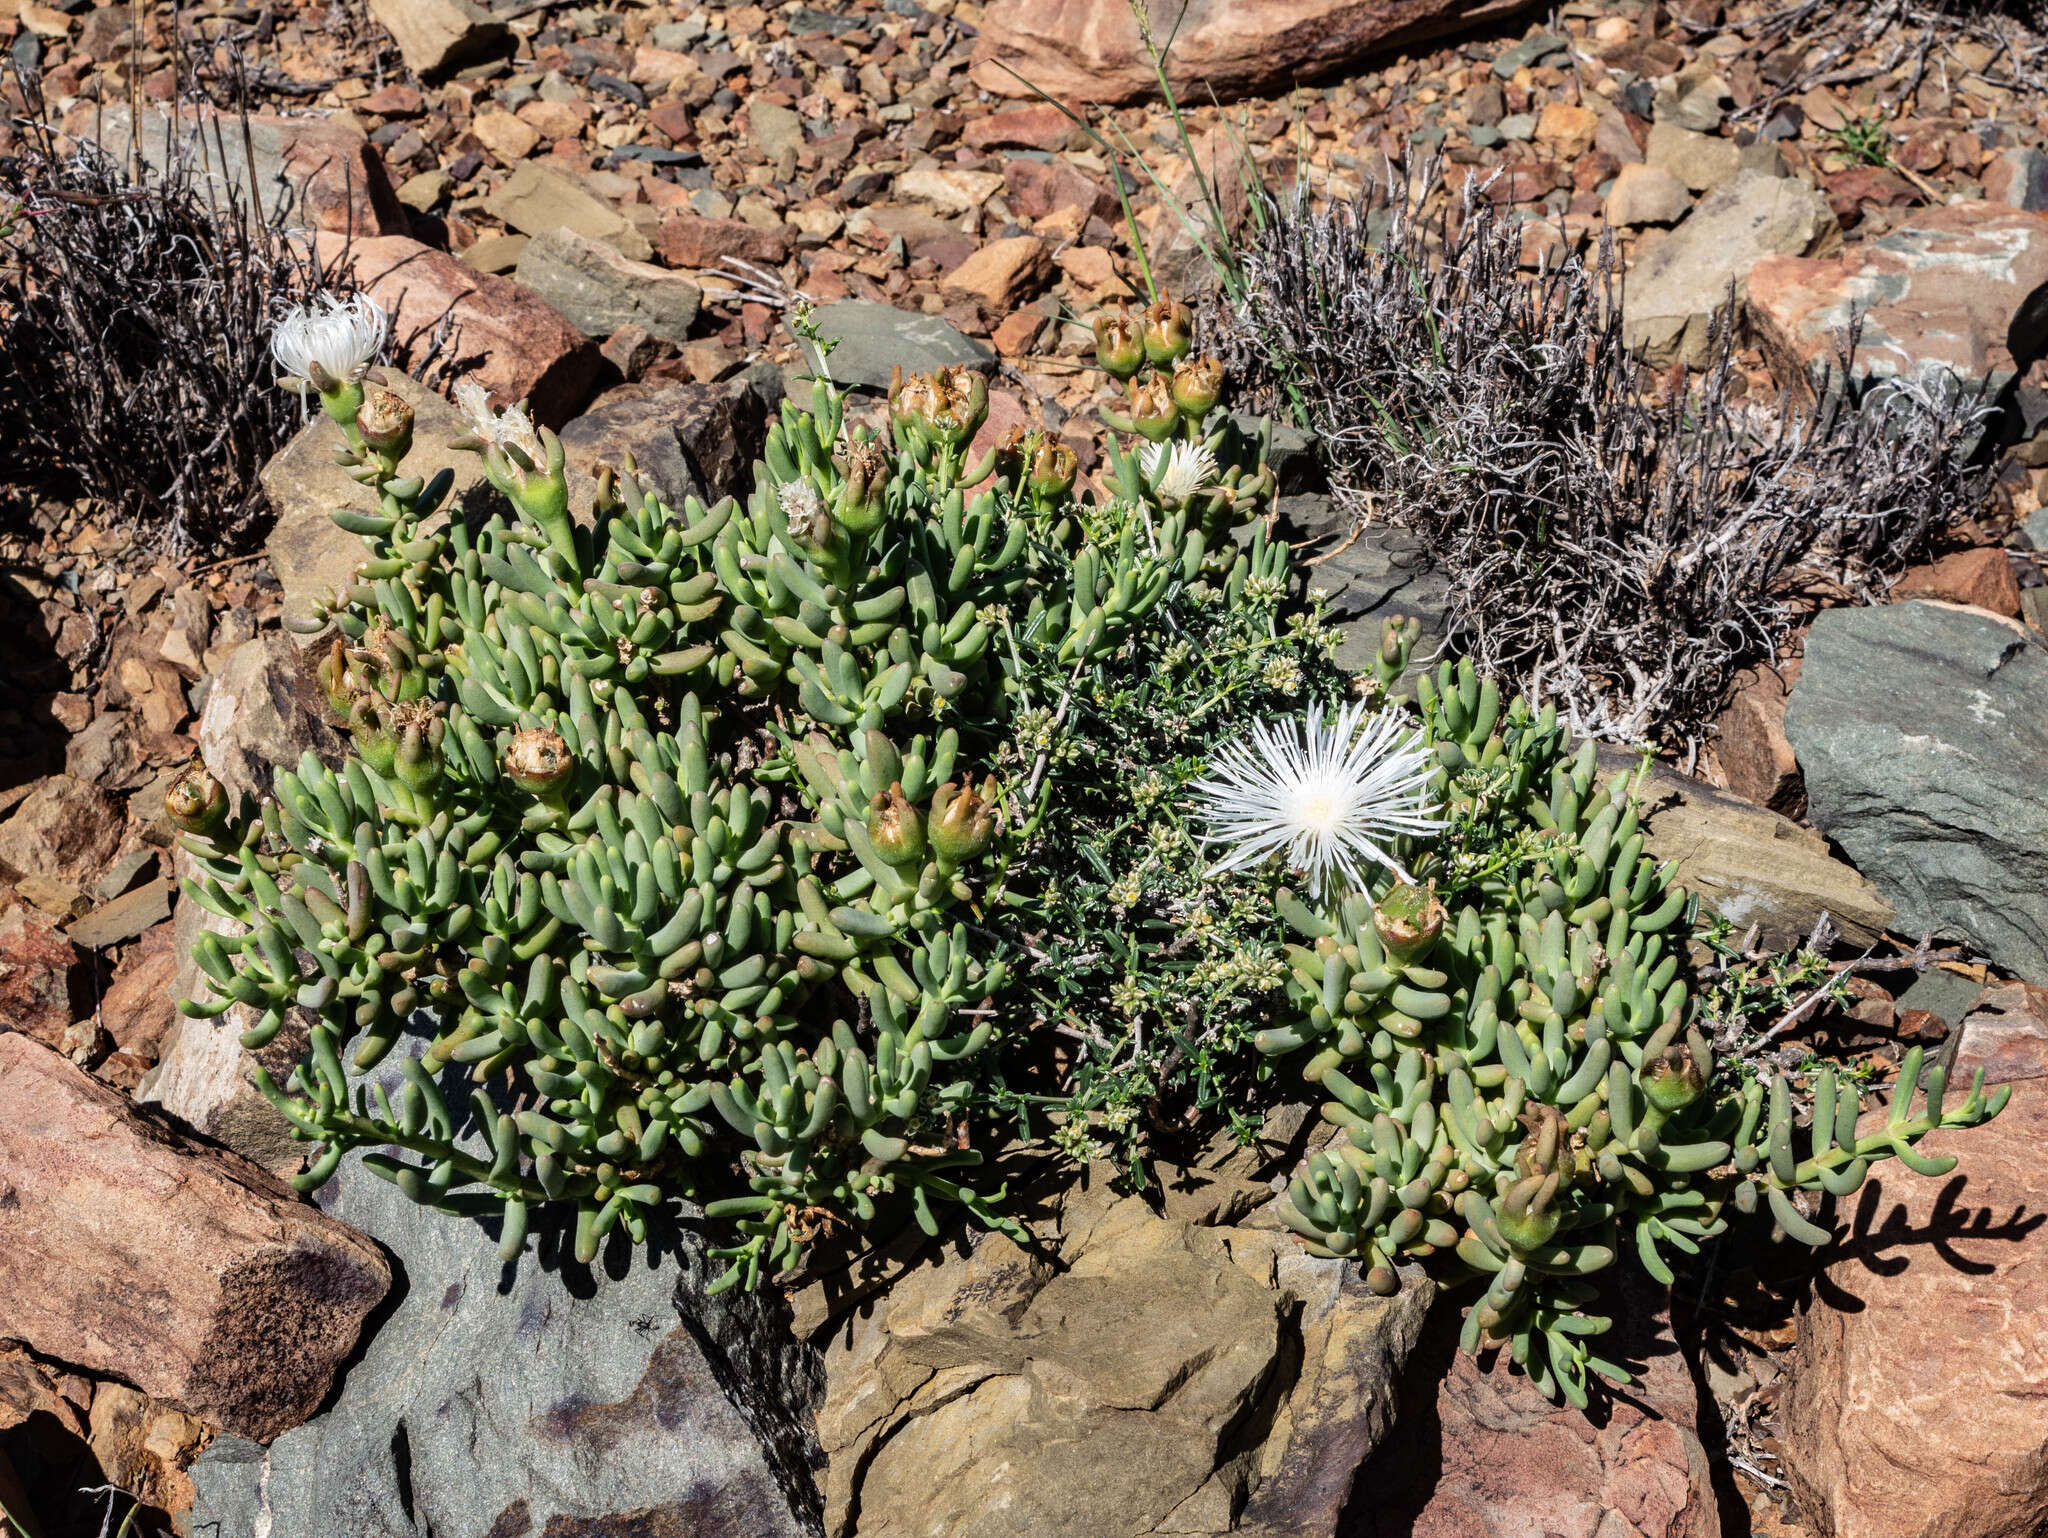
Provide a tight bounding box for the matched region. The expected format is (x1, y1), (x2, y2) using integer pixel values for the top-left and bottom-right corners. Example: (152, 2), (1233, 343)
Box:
(195, 635), (346, 810)
(0, 891), (85, 1049)
(748, 98), (804, 178)
(364, 0), (504, 75)
(262, 373), (490, 638)
(940, 234), (1052, 309)
(1002, 157), (1116, 222)
(1646, 121), (1741, 192)
(1358, 1279), (1720, 1537)
(1749, 203), (2048, 398)
(1983, 146), (2048, 212)
(962, 102), (1082, 151)
(652, 211), (792, 268)
(76, 105), (404, 237)
(1715, 661), (1804, 816)
(970, 0), (1543, 106)
(471, 107), (541, 162)
(514, 226), (703, 343)
(0, 1032), (389, 1442)
(1782, 985), (2048, 1538)
(1784, 601), (2048, 980)
(895, 165), (1005, 215)
(100, 918), (181, 1063)
(157, 583), (210, 681)
(1533, 101), (1598, 159)
(315, 233), (602, 425)
(1890, 547), (2023, 617)
(811, 300), (993, 392)
(0, 774), (123, 887)
(558, 377), (771, 510)
(185, 1144), (819, 1537)
(1623, 171), (1839, 368)
(64, 875), (172, 952)
(1605, 162), (1691, 227)
(485, 161), (653, 263)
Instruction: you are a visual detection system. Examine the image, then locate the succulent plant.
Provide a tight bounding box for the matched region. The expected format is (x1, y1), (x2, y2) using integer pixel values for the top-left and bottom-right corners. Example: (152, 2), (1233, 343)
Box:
(177, 300), (1279, 1285)
(1259, 648), (2009, 1404)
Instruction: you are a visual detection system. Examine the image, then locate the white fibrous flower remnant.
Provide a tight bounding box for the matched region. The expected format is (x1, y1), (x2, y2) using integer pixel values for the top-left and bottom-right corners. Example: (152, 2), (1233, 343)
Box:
(1139, 439), (1218, 504)
(453, 378), (544, 462)
(271, 293), (388, 390)
(1191, 700), (1445, 898)
(778, 478), (824, 539)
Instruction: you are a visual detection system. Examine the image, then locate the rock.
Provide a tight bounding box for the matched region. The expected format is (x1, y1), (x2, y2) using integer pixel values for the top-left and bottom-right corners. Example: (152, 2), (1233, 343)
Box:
(88, 1381), (211, 1526)
(64, 875), (172, 952)
(748, 98), (805, 179)
(262, 373), (491, 638)
(1534, 101), (1598, 160)
(1787, 601), (2048, 977)
(471, 106), (542, 162)
(315, 233), (602, 426)
(0, 774), (123, 887)
(816, 1172), (1431, 1538)
(1606, 162), (1692, 227)
(1317, 522), (1457, 682)
(653, 211), (792, 268)
(811, 299), (994, 392)
(1645, 121), (1741, 192)
(194, 635), (346, 810)
(100, 919), (181, 1064)
(484, 161), (653, 263)
(363, 0), (505, 75)
(940, 234), (1052, 310)
(394, 167), (451, 212)
(1983, 147), (2048, 212)
(1781, 984), (2048, 1538)
(77, 105), (404, 237)
(1002, 157), (1118, 222)
(1715, 661), (1805, 816)
(0, 1032), (389, 1442)
(186, 1139), (822, 1537)
(513, 226), (703, 344)
(558, 377), (771, 510)
(0, 892), (86, 1049)
(158, 584), (210, 680)
(459, 230), (528, 274)
(1355, 1280), (1720, 1537)
(1622, 171), (1839, 368)
(970, 0), (1541, 106)
(895, 165), (1006, 215)
(1749, 203), (2048, 399)
(962, 102), (1083, 152)
(1890, 547), (2022, 618)
(1625, 758), (1893, 950)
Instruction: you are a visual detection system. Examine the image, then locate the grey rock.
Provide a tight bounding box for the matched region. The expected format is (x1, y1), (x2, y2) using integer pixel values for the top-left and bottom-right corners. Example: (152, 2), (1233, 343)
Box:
(1784, 600), (2048, 981)
(195, 633), (346, 811)
(363, 0), (505, 75)
(811, 300), (992, 392)
(2026, 507), (2048, 549)
(1646, 122), (1740, 193)
(1986, 145), (2048, 211)
(749, 99), (805, 179)
(486, 161), (654, 263)
(558, 377), (772, 510)
(1894, 966), (1987, 1028)
(1498, 113), (1536, 142)
(1622, 170), (1839, 367)
(1492, 31), (1566, 78)
(514, 227), (703, 344)
(186, 1140), (824, 1538)
(1314, 522), (1455, 681)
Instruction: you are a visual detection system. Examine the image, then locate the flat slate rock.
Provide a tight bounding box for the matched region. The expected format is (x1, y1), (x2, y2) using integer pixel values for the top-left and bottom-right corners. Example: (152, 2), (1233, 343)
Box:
(811, 300), (993, 392)
(1783, 599), (2048, 982)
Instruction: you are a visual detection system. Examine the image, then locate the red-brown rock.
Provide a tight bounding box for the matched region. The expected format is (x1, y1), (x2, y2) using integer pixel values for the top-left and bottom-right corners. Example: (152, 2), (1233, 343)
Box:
(0, 1031), (389, 1441)
(940, 235), (1052, 310)
(1002, 158), (1117, 222)
(100, 919), (181, 1064)
(1749, 204), (2048, 398)
(1355, 1282), (1720, 1538)
(651, 213), (792, 269)
(1890, 547), (2023, 618)
(315, 233), (601, 425)
(0, 774), (123, 888)
(963, 102), (1084, 151)
(1820, 166), (1915, 223)
(1716, 659), (1805, 816)
(971, 0), (1539, 106)
(1782, 985), (2048, 1538)
(0, 891), (86, 1049)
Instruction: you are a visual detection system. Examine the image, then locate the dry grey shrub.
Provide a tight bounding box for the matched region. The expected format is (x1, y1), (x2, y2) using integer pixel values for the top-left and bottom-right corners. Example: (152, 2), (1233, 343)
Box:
(1221, 172), (1992, 748)
(0, 79), (355, 551)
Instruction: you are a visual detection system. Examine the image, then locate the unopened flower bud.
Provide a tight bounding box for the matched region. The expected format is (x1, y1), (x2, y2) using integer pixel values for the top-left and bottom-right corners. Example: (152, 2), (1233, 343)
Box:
(930, 776), (998, 863)
(1641, 1042), (1706, 1113)
(1027, 437), (1078, 504)
(1171, 355), (1224, 420)
(504, 728), (574, 796)
(1127, 375), (1180, 444)
(165, 769), (229, 836)
(1142, 292), (1194, 364)
(1092, 303), (1145, 379)
(867, 783), (927, 866)
(394, 707), (446, 794)
(1372, 882), (1444, 964)
(355, 384), (415, 462)
(1494, 1170), (1563, 1252)
(890, 365), (987, 448)
(835, 440), (890, 537)
(349, 697), (399, 776)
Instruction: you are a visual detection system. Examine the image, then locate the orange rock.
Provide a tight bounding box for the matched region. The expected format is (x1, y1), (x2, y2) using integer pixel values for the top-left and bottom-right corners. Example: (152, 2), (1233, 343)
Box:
(941, 236), (1052, 310)
(1715, 659), (1805, 816)
(1891, 547), (2022, 617)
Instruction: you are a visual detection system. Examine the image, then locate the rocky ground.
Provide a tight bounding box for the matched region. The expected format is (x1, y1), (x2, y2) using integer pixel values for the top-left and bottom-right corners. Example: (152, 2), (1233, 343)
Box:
(3, 0), (2048, 1534)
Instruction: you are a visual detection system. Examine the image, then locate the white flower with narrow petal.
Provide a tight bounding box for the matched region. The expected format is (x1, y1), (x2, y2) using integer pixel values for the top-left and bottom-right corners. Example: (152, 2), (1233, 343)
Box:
(1192, 701), (1445, 897)
(1139, 439), (1218, 504)
(453, 378), (544, 462)
(271, 293), (387, 389)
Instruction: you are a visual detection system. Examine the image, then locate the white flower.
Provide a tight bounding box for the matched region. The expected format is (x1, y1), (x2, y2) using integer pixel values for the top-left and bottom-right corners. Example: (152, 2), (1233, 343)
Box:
(1139, 439), (1218, 504)
(453, 378), (543, 462)
(1192, 700), (1444, 897)
(271, 293), (387, 389)
(778, 478), (824, 538)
